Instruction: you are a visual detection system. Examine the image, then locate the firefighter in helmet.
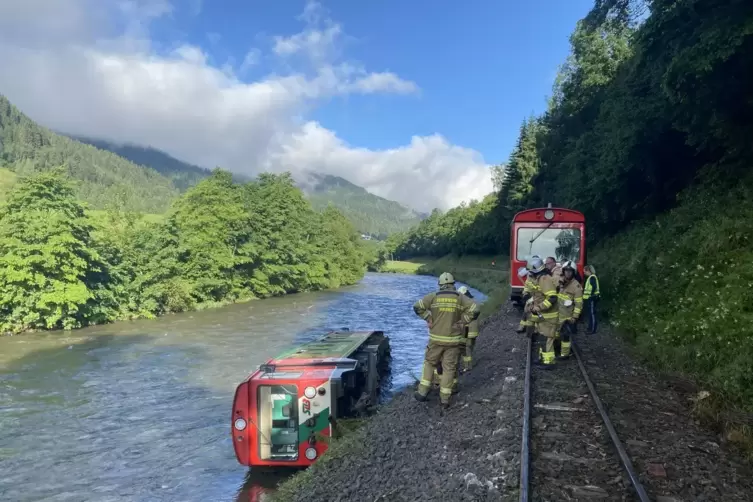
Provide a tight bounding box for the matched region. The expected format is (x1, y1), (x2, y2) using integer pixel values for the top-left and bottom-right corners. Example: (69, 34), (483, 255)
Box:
(413, 272), (479, 408)
(556, 261), (583, 359)
(516, 257), (540, 334)
(528, 257), (559, 367)
(457, 286), (478, 372)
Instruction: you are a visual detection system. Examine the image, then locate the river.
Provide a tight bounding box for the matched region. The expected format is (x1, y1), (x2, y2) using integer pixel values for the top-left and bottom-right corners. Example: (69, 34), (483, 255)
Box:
(0, 273), (486, 502)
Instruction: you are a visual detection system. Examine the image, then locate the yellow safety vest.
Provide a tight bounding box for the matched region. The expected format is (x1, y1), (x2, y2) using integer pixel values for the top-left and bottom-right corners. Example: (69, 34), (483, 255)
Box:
(583, 274), (601, 300)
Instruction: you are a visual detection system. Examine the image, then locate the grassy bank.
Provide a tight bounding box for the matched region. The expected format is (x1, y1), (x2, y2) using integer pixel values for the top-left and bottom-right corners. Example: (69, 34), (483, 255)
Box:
(415, 254), (509, 319)
(379, 260), (424, 274)
(590, 179), (753, 455)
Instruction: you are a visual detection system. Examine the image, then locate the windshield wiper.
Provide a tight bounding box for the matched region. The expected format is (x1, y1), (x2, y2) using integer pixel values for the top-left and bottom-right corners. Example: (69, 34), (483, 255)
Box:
(528, 221), (554, 256)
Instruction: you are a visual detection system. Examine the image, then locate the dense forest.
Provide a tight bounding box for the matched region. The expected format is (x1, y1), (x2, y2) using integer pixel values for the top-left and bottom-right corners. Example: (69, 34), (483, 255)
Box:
(0, 167), (374, 334)
(392, 0), (753, 408)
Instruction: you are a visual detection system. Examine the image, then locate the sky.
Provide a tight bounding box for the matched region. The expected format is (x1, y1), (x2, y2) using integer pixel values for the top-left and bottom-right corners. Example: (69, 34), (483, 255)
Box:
(0, 0), (594, 212)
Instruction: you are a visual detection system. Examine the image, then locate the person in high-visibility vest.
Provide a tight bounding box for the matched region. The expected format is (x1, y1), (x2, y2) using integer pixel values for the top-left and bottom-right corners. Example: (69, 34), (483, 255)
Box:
(583, 265), (601, 334)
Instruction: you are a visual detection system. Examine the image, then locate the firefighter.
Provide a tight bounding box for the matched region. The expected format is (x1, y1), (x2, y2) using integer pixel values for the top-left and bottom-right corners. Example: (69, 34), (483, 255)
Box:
(457, 286), (478, 372)
(583, 265), (601, 334)
(413, 272), (479, 408)
(556, 261), (583, 359)
(516, 259), (539, 334)
(545, 256), (563, 284)
(528, 257), (559, 368)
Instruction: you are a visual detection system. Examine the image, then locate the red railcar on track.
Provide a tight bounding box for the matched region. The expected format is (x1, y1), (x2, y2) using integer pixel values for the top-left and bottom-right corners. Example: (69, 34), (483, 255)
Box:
(509, 203), (586, 304)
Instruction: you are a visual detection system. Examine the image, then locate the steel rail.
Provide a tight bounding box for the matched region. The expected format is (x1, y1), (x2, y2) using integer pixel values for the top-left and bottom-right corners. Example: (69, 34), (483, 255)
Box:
(572, 341), (651, 502)
(518, 335), (532, 502)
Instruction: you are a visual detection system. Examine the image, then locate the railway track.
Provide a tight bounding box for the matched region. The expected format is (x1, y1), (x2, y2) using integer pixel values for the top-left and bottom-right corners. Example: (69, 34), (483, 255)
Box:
(519, 336), (651, 502)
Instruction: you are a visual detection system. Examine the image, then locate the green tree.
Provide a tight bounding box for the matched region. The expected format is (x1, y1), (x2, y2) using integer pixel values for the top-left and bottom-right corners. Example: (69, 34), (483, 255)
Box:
(0, 169), (115, 332)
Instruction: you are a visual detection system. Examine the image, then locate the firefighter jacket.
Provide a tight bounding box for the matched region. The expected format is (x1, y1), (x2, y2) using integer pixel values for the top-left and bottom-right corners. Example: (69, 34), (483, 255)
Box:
(551, 265), (563, 284)
(583, 274), (601, 300)
(522, 276), (537, 299)
(558, 278), (583, 322)
(414, 287), (479, 346)
(533, 273), (559, 322)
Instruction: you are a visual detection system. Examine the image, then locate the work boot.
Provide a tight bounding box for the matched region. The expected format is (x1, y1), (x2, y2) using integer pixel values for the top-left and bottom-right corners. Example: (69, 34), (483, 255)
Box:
(440, 400), (450, 410)
(414, 391), (428, 402)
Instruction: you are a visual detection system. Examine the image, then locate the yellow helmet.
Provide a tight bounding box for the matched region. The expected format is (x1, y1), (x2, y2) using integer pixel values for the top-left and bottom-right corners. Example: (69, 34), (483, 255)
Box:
(438, 272), (455, 285)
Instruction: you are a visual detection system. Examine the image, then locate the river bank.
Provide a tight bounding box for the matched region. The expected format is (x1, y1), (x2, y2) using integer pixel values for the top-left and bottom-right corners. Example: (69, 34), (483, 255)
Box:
(273, 304), (528, 502)
(1, 273), (476, 502)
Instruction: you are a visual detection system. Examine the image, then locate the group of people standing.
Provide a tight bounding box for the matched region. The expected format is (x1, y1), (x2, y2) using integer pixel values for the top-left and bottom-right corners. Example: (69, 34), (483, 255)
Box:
(410, 259), (601, 409)
(516, 256), (600, 368)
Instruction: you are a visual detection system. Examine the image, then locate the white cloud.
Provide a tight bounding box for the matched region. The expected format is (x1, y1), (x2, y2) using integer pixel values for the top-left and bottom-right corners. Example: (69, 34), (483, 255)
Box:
(239, 48), (261, 74)
(0, 0), (493, 212)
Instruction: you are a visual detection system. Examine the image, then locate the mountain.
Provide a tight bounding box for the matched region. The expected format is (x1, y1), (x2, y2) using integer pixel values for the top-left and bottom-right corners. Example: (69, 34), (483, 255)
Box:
(0, 95), (178, 213)
(298, 172), (423, 239)
(74, 135), (423, 238)
(76, 137), (424, 237)
(70, 137), (214, 191)
(0, 94), (423, 236)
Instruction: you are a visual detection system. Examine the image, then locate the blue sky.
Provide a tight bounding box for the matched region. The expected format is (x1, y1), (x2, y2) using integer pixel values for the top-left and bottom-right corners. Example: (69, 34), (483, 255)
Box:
(152, 0), (594, 164)
(0, 0), (595, 211)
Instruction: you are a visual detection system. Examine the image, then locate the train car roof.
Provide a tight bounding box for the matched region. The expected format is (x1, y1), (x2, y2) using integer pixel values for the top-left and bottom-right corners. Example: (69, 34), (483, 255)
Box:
(273, 330), (380, 362)
(513, 206), (585, 223)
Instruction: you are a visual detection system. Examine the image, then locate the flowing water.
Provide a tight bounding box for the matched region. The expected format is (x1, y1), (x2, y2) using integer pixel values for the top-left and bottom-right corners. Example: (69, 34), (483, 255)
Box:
(0, 273), (487, 502)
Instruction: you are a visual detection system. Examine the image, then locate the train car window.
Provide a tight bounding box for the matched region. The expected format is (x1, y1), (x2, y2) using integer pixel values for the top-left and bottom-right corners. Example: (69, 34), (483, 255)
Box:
(257, 384), (299, 461)
(516, 227), (581, 263)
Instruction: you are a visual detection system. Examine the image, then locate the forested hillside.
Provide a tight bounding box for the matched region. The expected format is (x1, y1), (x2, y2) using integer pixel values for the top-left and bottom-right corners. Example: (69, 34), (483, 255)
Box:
(72, 135), (423, 238)
(71, 137), (217, 191)
(301, 172), (423, 239)
(0, 95), (178, 213)
(0, 168), (370, 333)
(391, 0), (753, 415)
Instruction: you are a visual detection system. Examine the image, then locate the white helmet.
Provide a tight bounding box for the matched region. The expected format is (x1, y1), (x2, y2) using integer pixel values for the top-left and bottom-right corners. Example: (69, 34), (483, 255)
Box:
(458, 286), (473, 298)
(562, 260), (576, 272)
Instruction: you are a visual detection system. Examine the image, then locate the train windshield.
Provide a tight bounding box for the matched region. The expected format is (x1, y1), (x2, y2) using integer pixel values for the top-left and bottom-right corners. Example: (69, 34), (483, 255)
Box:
(516, 227), (581, 263)
(257, 384), (299, 461)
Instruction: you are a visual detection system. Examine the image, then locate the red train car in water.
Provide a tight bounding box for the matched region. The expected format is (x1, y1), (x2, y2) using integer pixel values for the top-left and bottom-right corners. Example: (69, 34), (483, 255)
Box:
(231, 330), (390, 468)
(509, 203), (586, 304)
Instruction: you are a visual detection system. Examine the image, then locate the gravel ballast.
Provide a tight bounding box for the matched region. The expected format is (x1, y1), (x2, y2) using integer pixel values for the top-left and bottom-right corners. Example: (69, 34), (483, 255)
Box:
(276, 306), (528, 502)
(274, 307), (753, 502)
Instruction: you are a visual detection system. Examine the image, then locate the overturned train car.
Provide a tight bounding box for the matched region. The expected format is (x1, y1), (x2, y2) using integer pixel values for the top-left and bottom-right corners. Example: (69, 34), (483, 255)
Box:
(231, 330), (391, 467)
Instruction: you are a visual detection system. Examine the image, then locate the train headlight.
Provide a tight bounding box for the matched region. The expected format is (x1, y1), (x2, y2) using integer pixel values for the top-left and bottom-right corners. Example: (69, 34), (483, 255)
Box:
(544, 209), (554, 220)
(305, 447), (317, 460)
(304, 386), (317, 399)
(234, 418), (247, 431)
